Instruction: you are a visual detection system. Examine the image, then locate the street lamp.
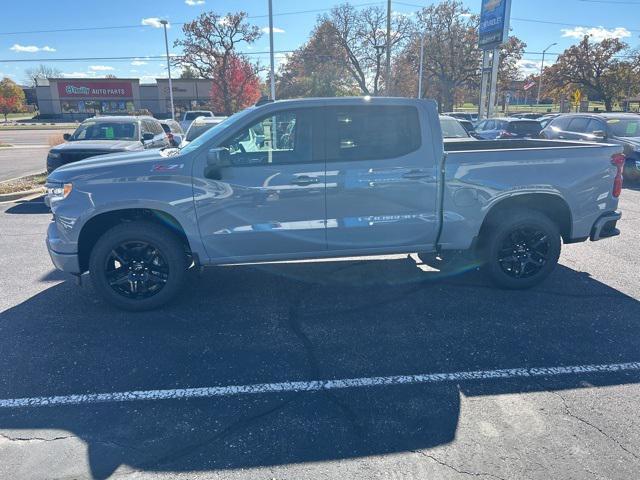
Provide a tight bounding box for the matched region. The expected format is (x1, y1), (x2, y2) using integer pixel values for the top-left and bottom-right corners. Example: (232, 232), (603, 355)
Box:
(159, 19), (175, 120)
(268, 0), (276, 100)
(536, 42), (557, 106)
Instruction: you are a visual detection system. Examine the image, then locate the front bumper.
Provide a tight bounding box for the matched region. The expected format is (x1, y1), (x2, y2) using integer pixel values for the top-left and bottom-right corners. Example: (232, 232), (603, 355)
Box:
(46, 222), (81, 273)
(590, 211), (621, 241)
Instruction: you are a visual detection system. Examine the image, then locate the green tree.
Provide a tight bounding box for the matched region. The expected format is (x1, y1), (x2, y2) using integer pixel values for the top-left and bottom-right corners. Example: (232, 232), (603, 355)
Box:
(544, 36), (639, 111)
(0, 77), (26, 122)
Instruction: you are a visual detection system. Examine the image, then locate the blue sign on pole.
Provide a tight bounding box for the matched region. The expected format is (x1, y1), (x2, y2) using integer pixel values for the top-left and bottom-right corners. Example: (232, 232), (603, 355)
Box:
(478, 0), (512, 50)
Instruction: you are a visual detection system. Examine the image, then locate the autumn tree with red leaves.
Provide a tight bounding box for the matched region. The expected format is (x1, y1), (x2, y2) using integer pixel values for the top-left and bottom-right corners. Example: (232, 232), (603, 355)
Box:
(210, 54), (261, 113)
(0, 78), (25, 122)
(174, 11), (262, 115)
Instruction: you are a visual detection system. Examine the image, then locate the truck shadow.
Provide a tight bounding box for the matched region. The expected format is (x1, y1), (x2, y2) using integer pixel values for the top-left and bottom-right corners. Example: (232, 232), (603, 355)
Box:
(0, 258), (639, 479)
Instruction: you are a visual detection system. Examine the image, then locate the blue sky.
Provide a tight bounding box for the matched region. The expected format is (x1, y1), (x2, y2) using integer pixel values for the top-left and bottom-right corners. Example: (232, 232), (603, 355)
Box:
(1, 0), (639, 84)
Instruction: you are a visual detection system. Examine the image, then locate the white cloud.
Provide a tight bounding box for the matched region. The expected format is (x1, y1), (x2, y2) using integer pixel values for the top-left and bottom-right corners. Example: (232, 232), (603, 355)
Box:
(10, 44), (56, 53)
(142, 17), (167, 28)
(517, 59), (542, 77)
(131, 59), (148, 66)
(89, 65), (114, 71)
(261, 26), (285, 34)
(61, 72), (91, 78)
(185, 0), (205, 5)
(561, 26), (631, 42)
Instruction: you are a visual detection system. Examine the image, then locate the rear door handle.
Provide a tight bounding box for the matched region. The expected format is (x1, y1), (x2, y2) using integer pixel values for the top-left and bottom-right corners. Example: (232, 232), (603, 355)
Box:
(291, 176), (320, 186)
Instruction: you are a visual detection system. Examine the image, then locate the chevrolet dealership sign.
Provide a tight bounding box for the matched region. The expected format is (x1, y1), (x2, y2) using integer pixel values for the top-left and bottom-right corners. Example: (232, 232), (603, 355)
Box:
(478, 0), (512, 50)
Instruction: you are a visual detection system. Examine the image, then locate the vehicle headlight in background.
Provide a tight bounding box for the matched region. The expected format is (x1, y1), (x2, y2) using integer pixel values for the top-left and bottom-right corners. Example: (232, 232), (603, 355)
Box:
(46, 183), (73, 202)
(48, 152), (61, 159)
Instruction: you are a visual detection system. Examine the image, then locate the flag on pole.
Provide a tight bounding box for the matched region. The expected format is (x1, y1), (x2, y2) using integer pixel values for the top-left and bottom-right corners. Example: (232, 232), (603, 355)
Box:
(523, 80), (536, 91)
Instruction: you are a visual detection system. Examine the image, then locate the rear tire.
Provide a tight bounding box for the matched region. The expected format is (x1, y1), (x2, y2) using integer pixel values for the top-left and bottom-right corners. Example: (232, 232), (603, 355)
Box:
(89, 221), (188, 311)
(480, 209), (561, 289)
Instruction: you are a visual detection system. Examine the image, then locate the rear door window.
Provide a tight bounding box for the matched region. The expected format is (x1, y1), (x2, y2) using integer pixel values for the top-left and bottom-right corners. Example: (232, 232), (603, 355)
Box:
(324, 106), (421, 161)
(567, 117), (590, 133)
(586, 119), (606, 134)
(508, 121), (542, 135)
(549, 116), (571, 131)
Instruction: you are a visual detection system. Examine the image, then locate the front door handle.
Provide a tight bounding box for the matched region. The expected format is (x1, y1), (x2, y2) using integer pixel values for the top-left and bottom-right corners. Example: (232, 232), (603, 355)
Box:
(292, 176), (320, 186)
(402, 170), (432, 180)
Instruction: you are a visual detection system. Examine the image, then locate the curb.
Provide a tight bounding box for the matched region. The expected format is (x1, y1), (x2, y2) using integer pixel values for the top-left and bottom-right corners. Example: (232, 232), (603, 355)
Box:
(0, 188), (46, 204)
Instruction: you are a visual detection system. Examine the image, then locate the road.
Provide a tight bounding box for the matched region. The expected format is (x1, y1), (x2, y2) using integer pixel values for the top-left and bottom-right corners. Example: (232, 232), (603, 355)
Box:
(0, 188), (639, 480)
(0, 129), (73, 181)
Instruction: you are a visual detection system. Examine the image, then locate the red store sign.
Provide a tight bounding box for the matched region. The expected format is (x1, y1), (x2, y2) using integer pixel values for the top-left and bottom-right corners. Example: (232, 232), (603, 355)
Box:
(57, 81), (133, 98)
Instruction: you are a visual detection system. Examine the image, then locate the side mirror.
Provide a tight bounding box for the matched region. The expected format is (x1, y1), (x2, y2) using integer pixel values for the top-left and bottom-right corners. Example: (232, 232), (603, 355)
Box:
(63, 133), (71, 141)
(142, 132), (155, 142)
(591, 130), (607, 141)
(205, 148), (230, 180)
(207, 147), (230, 166)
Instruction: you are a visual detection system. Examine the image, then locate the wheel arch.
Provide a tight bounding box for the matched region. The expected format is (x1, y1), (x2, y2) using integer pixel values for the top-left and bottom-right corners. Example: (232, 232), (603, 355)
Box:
(478, 193), (573, 244)
(77, 208), (194, 273)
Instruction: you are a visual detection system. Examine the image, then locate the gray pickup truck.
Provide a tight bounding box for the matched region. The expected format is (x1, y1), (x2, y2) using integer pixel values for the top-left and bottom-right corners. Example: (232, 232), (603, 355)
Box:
(45, 97), (624, 310)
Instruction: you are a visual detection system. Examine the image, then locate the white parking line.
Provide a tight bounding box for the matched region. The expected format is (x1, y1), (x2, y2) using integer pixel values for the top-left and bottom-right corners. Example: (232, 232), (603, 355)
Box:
(1, 361), (639, 409)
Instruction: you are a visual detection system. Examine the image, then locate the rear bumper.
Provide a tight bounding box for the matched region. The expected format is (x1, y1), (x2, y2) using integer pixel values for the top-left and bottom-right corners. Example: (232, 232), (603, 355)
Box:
(590, 211), (621, 241)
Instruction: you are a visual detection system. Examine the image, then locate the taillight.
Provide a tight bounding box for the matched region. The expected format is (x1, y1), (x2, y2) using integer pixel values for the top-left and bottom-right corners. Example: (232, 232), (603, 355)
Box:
(611, 153), (625, 198)
(499, 130), (516, 139)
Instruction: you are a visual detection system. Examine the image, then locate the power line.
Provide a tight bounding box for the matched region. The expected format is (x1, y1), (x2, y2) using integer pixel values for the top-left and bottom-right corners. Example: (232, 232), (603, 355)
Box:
(0, 2), (383, 35)
(0, 51), (295, 63)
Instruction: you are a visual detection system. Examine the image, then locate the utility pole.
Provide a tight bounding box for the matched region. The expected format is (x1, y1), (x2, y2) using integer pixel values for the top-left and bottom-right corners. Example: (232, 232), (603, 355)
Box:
(385, 0), (391, 96)
(160, 19), (175, 120)
(537, 42), (557, 105)
(268, 0), (276, 100)
(417, 32), (425, 99)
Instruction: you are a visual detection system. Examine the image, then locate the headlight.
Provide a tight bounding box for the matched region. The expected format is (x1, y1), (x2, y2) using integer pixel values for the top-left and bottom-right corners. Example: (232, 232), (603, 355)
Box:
(46, 182), (73, 202)
(48, 152), (61, 159)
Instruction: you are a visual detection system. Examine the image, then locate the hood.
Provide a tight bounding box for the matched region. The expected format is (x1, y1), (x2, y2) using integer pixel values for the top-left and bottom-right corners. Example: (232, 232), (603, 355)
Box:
(51, 140), (143, 151)
(47, 149), (174, 183)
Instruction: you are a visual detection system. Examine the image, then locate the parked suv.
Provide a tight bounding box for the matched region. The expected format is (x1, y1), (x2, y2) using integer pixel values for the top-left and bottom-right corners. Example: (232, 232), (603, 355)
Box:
(474, 118), (542, 140)
(541, 113), (640, 181)
(47, 116), (170, 172)
(159, 119), (184, 147)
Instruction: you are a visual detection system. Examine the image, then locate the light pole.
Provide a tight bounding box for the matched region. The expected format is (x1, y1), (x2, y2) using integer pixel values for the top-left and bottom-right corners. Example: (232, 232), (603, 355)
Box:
(159, 19), (175, 120)
(268, 0), (276, 100)
(385, 0), (391, 95)
(536, 42), (557, 106)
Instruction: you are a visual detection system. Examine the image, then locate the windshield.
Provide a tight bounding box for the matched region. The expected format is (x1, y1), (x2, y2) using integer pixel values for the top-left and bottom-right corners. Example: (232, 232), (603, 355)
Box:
(608, 118), (640, 138)
(184, 111), (213, 121)
(181, 109), (254, 154)
(71, 121), (138, 141)
(440, 117), (469, 138)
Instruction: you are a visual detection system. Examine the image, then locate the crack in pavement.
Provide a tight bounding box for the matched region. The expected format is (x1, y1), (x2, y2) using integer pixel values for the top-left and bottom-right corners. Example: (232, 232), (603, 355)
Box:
(551, 390), (640, 462)
(412, 449), (508, 480)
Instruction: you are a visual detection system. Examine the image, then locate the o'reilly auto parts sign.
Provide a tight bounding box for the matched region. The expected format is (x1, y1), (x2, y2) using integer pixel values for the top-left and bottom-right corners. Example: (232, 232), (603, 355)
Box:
(478, 0), (512, 50)
(57, 80), (134, 98)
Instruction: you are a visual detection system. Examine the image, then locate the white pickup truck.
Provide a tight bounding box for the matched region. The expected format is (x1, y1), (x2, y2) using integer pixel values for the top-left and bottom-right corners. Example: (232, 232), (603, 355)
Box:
(45, 97), (624, 310)
(179, 110), (215, 133)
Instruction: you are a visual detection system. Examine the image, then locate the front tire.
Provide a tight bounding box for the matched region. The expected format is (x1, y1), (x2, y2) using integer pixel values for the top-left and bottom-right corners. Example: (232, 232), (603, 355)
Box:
(480, 209), (561, 289)
(89, 221), (188, 311)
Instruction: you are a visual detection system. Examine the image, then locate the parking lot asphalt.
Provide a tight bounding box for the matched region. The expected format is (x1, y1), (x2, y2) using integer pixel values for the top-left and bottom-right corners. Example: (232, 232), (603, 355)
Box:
(0, 128), (74, 181)
(1, 188), (639, 480)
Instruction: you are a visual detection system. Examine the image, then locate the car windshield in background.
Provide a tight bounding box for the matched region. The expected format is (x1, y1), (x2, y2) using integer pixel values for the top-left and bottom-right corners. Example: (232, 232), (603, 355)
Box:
(509, 121), (541, 135)
(72, 121), (138, 141)
(184, 112), (213, 121)
(608, 118), (640, 137)
(186, 123), (220, 141)
(440, 117), (469, 138)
